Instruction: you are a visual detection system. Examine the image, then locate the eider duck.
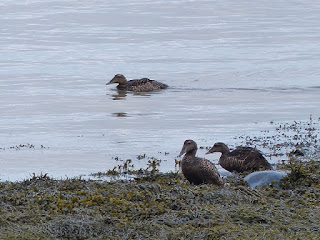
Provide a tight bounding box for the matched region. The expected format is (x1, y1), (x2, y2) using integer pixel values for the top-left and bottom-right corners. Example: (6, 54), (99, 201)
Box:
(206, 142), (272, 173)
(178, 140), (224, 185)
(106, 74), (168, 92)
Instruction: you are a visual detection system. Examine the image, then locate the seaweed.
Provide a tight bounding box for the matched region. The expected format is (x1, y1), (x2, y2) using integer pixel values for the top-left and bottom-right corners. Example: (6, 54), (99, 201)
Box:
(1, 118), (320, 239)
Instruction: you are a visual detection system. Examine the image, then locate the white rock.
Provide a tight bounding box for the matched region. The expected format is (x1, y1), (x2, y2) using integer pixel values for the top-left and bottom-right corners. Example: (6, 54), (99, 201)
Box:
(244, 170), (287, 188)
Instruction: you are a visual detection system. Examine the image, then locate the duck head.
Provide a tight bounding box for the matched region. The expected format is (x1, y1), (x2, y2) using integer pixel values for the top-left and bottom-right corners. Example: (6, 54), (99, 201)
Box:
(206, 142), (229, 154)
(178, 139), (197, 157)
(107, 74), (128, 86)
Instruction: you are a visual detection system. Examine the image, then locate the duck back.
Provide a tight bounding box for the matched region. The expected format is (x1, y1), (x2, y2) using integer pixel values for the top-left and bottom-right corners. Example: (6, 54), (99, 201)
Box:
(220, 147), (272, 172)
(127, 78), (168, 92)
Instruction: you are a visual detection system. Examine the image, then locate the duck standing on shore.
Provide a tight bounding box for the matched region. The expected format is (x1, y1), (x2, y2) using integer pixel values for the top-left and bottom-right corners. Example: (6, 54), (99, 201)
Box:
(206, 142), (272, 173)
(178, 140), (224, 185)
(106, 74), (168, 92)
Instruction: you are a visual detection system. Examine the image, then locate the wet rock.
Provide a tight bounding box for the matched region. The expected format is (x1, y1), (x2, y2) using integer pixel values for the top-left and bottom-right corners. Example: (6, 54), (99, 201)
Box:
(244, 170), (287, 188)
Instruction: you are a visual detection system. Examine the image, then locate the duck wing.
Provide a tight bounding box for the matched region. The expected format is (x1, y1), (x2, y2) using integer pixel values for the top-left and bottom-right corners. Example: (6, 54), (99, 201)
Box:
(127, 78), (152, 86)
(182, 157), (223, 185)
(229, 147), (271, 171)
(127, 78), (168, 92)
(232, 147), (264, 159)
(198, 159), (223, 185)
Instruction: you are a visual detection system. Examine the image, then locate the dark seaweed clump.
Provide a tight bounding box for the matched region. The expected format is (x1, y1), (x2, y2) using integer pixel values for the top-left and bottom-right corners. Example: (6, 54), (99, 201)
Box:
(1, 163), (319, 239)
(0, 118), (319, 239)
(0, 161), (319, 240)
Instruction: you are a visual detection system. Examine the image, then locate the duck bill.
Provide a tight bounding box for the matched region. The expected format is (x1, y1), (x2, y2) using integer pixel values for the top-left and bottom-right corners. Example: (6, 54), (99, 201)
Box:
(178, 146), (186, 157)
(106, 80), (114, 85)
(107, 75), (118, 85)
(205, 147), (214, 155)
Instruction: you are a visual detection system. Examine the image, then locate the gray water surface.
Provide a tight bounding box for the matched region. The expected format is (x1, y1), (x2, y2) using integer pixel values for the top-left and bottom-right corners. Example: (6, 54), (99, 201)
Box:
(1, 0), (320, 181)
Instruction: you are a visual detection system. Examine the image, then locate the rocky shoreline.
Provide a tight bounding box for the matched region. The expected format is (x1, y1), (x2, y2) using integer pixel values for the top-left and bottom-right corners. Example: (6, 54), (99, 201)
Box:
(1, 118), (319, 239)
(0, 158), (319, 239)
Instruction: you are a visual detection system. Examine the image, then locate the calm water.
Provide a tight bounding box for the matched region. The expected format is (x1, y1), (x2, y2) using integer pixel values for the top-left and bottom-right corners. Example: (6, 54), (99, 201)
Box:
(1, 0), (320, 181)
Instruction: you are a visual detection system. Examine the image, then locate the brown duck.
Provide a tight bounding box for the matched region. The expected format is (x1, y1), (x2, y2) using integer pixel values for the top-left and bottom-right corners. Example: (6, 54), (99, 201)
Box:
(178, 140), (224, 185)
(206, 142), (272, 173)
(106, 74), (168, 92)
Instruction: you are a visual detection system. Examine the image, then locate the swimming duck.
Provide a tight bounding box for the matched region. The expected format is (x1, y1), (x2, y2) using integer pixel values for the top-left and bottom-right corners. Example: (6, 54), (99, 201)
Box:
(106, 74), (168, 92)
(178, 140), (224, 185)
(206, 142), (272, 173)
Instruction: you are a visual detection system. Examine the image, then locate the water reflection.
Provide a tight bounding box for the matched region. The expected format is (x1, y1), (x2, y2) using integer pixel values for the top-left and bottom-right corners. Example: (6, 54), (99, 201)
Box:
(108, 90), (127, 100)
(107, 89), (158, 100)
(132, 92), (152, 97)
(112, 112), (129, 118)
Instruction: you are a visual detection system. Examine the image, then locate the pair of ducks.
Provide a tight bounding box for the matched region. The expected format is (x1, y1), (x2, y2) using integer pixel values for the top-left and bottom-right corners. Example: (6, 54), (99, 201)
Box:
(179, 140), (272, 186)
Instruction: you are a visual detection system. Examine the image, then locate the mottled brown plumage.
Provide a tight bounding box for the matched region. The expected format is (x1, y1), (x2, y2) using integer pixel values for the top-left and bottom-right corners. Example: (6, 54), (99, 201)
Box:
(206, 142), (272, 173)
(107, 74), (168, 92)
(178, 140), (224, 185)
